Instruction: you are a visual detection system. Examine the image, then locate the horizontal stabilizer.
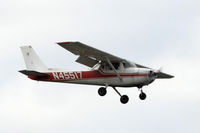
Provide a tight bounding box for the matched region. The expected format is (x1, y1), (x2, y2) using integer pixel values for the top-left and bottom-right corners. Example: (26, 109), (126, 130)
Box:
(19, 70), (49, 77)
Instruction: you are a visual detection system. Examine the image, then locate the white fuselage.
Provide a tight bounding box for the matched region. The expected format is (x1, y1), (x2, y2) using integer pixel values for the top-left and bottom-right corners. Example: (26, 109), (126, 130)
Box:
(35, 67), (155, 88)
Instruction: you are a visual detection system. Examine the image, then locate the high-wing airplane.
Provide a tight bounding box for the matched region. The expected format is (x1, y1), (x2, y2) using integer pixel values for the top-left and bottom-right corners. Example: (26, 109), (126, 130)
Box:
(19, 42), (174, 104)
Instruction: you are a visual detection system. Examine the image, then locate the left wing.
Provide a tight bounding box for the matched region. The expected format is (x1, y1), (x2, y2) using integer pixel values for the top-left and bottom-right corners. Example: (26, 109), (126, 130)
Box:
(57, 41), (126, 67)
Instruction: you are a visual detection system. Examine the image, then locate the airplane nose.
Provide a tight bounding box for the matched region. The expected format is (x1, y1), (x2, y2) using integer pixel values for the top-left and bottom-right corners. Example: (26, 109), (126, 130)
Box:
(149, 70), (158, 79)
(149, 70), (174, 79)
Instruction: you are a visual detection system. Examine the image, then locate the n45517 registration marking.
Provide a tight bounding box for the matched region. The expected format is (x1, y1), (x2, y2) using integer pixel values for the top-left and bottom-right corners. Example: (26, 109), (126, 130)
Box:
(52, 72), (82, 80)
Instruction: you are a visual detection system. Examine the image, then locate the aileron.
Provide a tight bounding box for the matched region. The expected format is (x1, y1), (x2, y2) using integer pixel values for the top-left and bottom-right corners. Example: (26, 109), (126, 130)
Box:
(76, 56), (99, 68)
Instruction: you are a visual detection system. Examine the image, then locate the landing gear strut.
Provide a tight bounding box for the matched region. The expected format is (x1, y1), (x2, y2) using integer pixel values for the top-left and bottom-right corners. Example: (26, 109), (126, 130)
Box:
(98, 86), (129, 104)
(112, 87), (129, 104)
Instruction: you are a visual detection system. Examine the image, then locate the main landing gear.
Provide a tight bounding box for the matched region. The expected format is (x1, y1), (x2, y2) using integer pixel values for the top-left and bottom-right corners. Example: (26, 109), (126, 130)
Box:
(98, 87), (107, 96)
(112, 86), (129, 104)
(98, 86), (129, 104)
(98, 86), (147, 104)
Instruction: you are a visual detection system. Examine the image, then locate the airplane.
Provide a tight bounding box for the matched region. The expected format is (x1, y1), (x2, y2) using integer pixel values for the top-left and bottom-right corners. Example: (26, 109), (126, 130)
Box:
(19, 41), (174, 104)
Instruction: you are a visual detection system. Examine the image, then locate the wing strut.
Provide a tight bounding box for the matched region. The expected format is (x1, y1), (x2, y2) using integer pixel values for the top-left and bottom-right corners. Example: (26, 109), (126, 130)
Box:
(106, 57), (123, 81)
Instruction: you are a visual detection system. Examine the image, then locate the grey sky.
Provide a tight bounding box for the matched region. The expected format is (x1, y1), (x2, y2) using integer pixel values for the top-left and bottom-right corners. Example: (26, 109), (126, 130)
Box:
(0, 0), (200, 133)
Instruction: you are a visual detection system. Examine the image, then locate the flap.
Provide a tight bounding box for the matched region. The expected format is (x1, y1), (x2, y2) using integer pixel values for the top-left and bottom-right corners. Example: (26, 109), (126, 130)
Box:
(76, 56), (99, 68)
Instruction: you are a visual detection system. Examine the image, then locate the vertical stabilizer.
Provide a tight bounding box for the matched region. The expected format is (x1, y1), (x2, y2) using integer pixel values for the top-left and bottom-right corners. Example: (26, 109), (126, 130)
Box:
(20, 46), (47, 71)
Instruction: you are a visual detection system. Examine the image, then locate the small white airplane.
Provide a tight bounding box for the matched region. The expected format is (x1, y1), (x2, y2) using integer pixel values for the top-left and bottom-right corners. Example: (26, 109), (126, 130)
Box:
(19, 42), (174, 104)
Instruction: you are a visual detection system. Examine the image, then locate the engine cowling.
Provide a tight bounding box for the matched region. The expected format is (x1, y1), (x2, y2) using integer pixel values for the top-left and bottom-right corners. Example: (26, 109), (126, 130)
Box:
(149, 70), (158, 78)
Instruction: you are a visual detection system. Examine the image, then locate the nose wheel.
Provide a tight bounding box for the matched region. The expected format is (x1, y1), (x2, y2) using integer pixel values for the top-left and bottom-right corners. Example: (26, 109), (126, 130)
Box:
(139, 89), (147, 100)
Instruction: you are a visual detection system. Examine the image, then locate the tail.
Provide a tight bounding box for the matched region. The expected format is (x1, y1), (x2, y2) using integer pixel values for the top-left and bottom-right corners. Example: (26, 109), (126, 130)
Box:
(20, 46), (48, 71)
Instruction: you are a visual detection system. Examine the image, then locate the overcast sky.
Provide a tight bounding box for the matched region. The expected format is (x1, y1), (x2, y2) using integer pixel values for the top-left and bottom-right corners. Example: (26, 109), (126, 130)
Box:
(0, 0), (200, 133)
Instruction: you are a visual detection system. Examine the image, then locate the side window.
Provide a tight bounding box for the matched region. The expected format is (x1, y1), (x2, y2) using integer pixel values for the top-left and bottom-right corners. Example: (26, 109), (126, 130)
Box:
(112, 63), (120, 70)
(100, 64), (111, 71)
(100, 62), (121, 71)
(123, 63), (126, 68)
(123, 62), (130, 68)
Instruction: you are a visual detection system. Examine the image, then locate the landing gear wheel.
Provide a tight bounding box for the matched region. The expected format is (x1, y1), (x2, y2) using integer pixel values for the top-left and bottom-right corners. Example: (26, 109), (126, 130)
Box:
(98, 87), (107, 96)
(139, 92), (146, 100)
(120, 95), (129, 104)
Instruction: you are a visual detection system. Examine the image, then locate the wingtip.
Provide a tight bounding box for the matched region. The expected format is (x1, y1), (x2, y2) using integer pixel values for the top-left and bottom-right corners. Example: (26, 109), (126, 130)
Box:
(57, 41), (80, 45)
(20, 45), (32, 49)
(57, 41), (72, 44)
(168, 74), (175, 78)
(56, 41), (82, 45)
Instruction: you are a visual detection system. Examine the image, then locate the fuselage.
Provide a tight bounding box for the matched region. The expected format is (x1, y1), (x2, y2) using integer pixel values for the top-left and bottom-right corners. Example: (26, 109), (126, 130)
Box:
(28, 67), (155, 87)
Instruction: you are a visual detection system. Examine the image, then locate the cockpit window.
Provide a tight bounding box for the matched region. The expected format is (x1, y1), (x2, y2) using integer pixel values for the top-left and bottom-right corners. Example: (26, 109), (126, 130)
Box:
(100, 62), (120, 71)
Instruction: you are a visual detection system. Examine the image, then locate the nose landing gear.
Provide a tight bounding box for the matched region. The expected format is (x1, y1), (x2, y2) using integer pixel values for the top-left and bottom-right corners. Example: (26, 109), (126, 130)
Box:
(138, 86), (147, 100)
(139, 91), (147, 100)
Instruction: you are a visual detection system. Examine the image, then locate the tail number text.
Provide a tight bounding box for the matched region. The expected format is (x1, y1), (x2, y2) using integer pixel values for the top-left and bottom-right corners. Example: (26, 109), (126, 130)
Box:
(52, 72), (82, 80)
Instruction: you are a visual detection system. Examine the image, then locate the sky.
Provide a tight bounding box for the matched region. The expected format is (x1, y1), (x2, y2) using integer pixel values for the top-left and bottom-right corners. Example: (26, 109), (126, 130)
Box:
(0, 0), (200, 133)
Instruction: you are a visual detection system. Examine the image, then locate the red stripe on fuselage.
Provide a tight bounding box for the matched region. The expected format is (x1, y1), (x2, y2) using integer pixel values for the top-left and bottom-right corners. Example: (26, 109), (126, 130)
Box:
(40, 70), (148, 81)
(82, 71), (147, 79)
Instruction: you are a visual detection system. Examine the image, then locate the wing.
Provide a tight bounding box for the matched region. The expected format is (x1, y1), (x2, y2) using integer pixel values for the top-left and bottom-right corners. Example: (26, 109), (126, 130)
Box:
(57, 42), (126, 67)
(56, 41), (174, 79)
